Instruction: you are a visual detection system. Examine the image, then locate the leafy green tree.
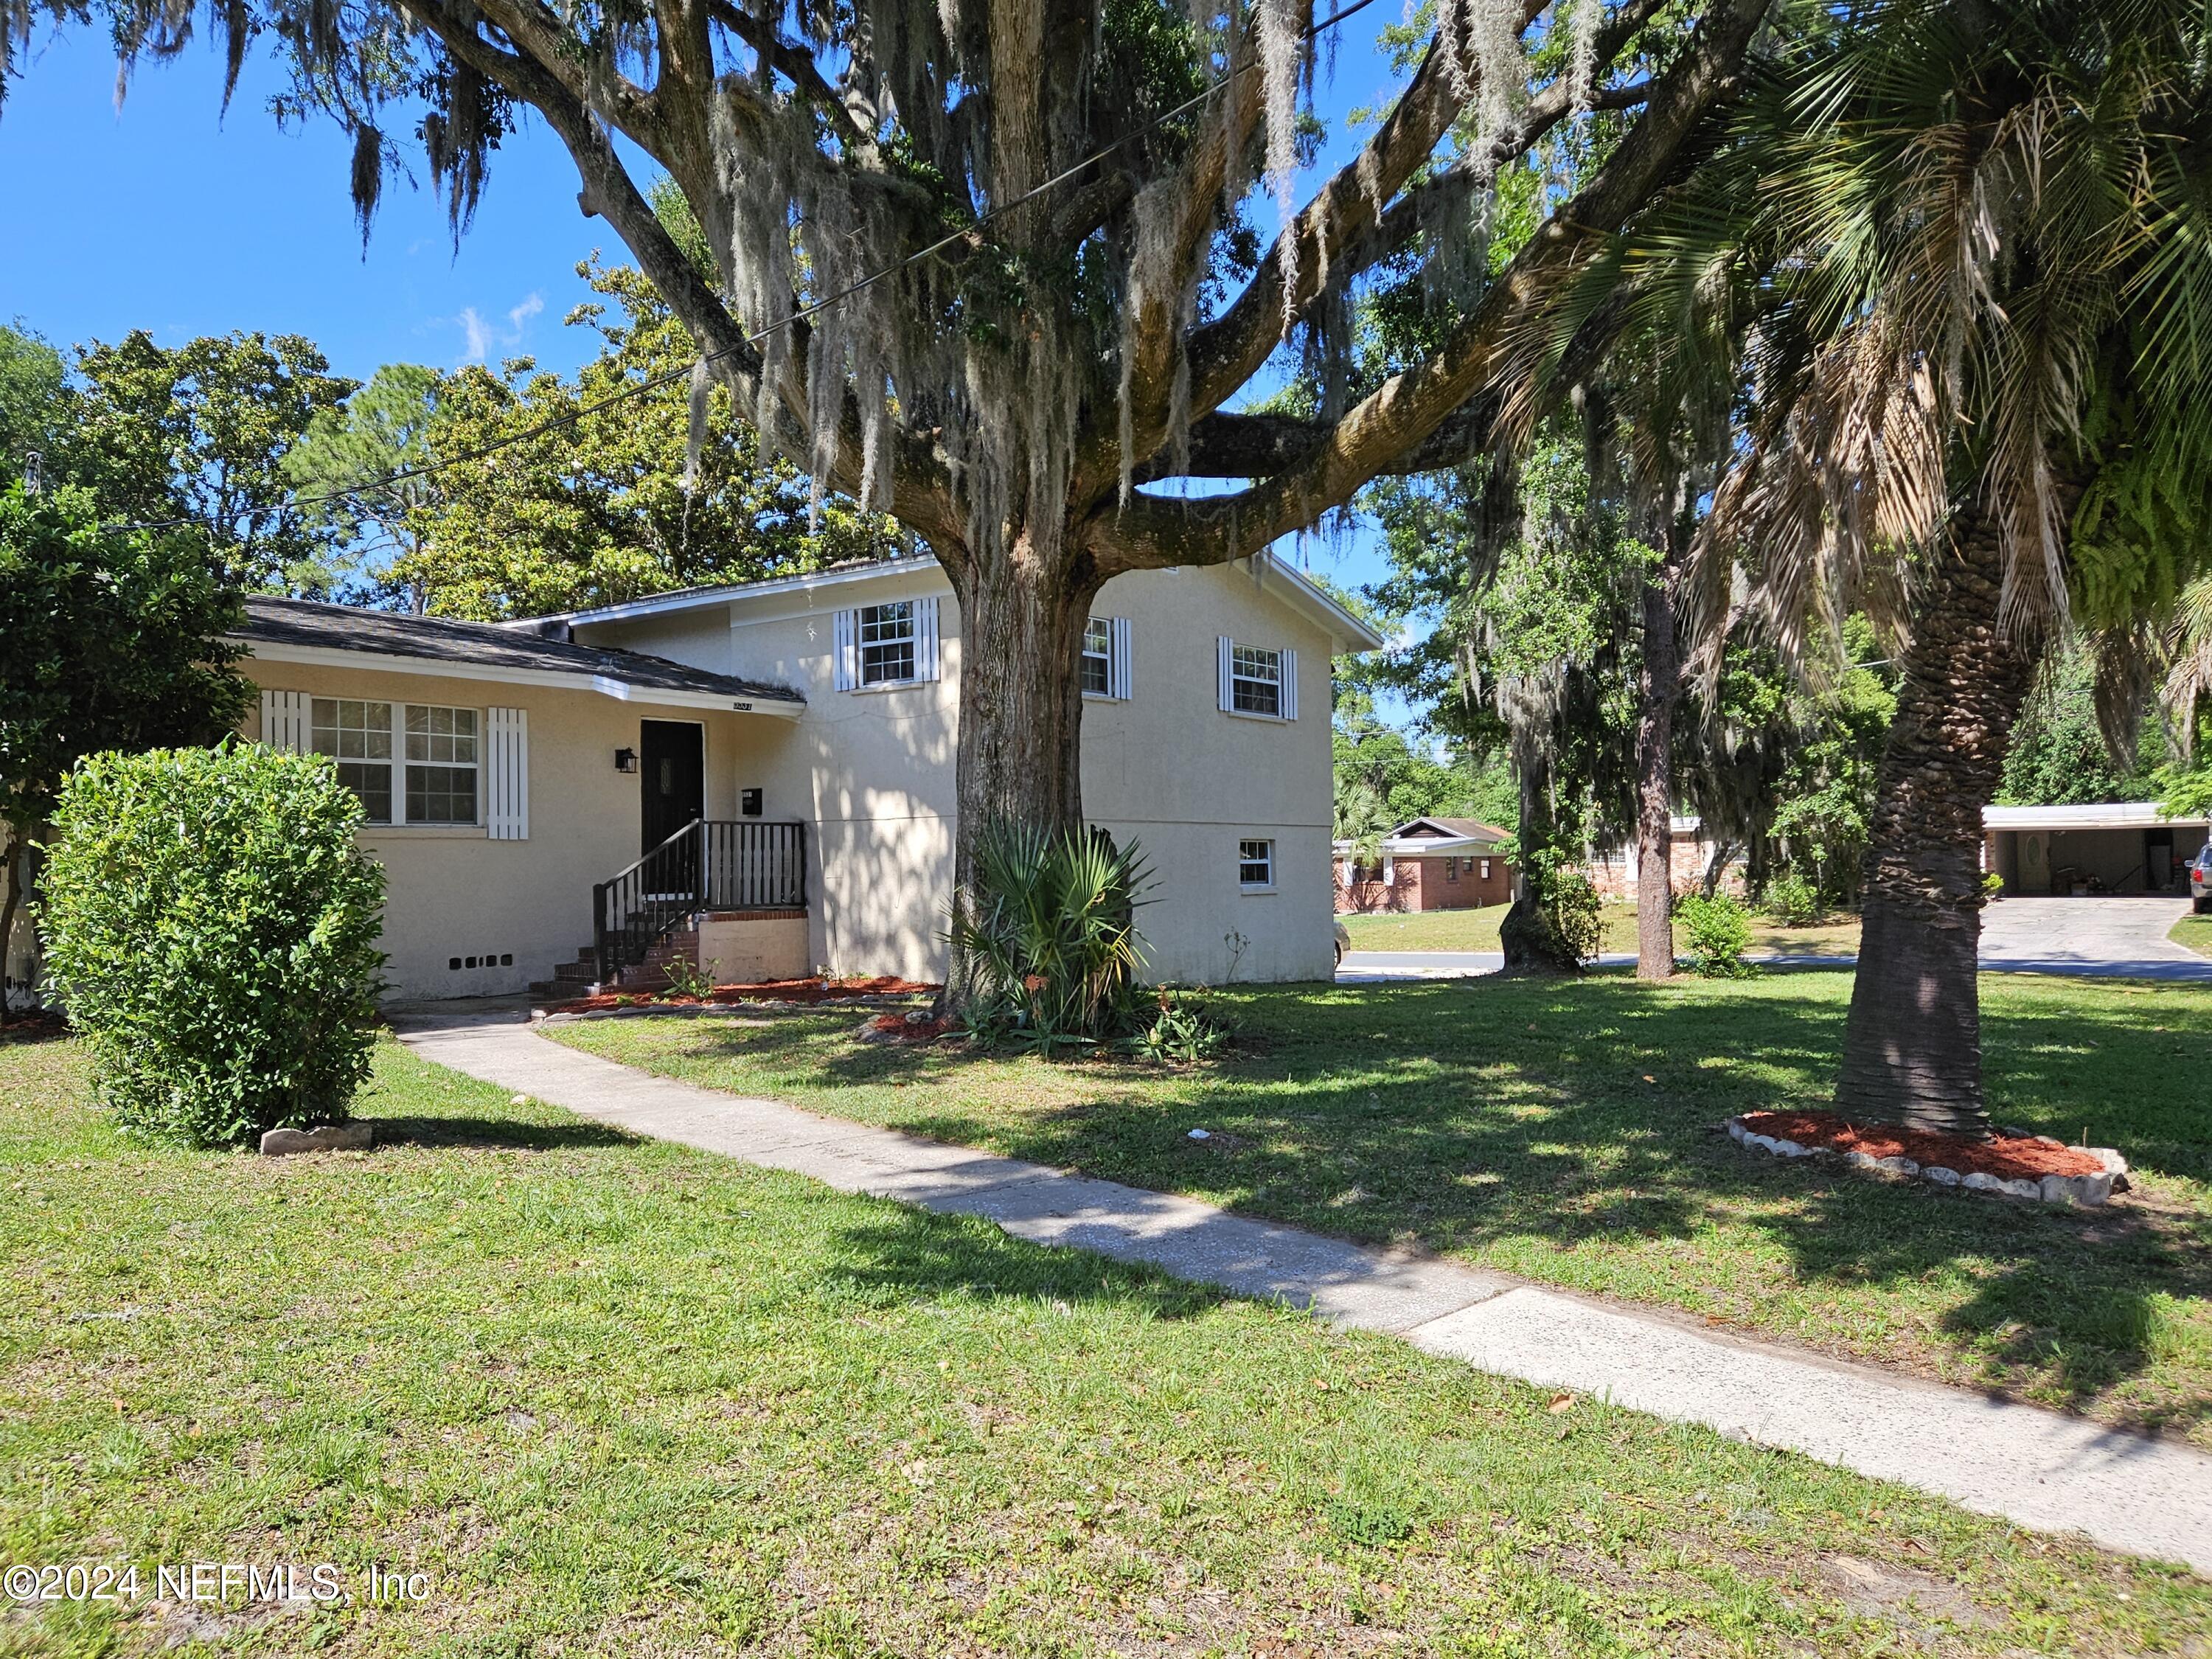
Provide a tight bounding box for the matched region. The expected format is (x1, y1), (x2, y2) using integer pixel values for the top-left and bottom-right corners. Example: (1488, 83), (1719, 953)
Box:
(0, 482), (255, 1005)
(1997, 646), (2159, 807)
(22, 0), (1773, 1009)
(62, 331), (355, 594)
(0, 321), (67, 486)
(1368, 434), (1655, 971)
(390, 260), (893, 619)
(282, 363), (442, 603)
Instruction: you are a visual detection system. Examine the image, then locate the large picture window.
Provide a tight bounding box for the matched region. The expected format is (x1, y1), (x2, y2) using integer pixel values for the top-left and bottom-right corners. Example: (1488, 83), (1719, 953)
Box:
(311, 698), (394, 824)
(858, 601), (917, 685)
(1230, 644), (1283, 717)
(310, 699), (478, 826)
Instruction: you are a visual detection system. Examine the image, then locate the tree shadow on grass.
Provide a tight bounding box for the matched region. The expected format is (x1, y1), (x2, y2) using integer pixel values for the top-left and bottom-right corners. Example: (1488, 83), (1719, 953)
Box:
(817, 1201), (1235, 1323)
(362, 1115), (639, 1152)
(659, 973), (2212, 1431)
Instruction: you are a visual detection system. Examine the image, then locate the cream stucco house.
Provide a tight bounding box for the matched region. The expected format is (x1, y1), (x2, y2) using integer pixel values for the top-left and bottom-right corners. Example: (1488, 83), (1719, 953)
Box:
(209, 551), (1380, 1002)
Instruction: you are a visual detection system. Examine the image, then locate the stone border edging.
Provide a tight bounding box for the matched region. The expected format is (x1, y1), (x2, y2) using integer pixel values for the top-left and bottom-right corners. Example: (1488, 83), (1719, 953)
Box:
(1725, 1115), (2126, 1207)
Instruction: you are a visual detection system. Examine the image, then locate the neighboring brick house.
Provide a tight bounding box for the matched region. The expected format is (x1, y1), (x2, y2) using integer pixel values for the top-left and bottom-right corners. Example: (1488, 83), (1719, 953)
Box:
(1334, 817), (1514, 913)
(1585, 815), (1747, 901)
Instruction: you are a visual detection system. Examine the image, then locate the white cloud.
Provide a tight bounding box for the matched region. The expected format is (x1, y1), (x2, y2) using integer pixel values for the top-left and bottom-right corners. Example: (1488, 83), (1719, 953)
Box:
(452, 291), (545, 364)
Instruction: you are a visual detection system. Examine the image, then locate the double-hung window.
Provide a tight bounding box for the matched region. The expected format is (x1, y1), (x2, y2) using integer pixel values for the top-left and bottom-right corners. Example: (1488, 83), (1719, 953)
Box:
(858, 601), (917, 685)
(1217, 637), (1298, 720)
(1239, 838), (1276, 890)
(312, 699), (396, 824)
(1231, 645), (1281, 716)
(1080, 619), (1113, 696)
(310, 698), (478, 826)
(1079, 615), (1133, 700)
(405, 705), (479, 824)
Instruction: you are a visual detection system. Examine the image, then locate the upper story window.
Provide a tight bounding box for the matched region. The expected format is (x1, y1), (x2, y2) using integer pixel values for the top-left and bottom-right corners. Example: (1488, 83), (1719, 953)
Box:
(1080, 619), (1113, 696)
(1079, 615), (1133, 700)
(834, 597), (941, 691)
(1217, 637), (1298, 720)
(310, 698), (479, 826)
(1231, 645), (1281, 716)
(858, 601), (917, 685)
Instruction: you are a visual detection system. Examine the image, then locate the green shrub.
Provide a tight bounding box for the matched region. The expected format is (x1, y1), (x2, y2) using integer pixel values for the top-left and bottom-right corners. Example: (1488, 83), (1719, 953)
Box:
(947, 821), (1152, 1052)
(1676, 891), (1757, 978)
(40, 743), (387, 1147)
(1763, 871), (1821, 927)
(1983, 871), (2006, 901)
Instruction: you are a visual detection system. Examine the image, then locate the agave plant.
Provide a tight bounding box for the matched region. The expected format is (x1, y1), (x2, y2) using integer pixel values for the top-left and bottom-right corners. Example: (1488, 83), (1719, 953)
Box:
(946, 823), (1155, 1048)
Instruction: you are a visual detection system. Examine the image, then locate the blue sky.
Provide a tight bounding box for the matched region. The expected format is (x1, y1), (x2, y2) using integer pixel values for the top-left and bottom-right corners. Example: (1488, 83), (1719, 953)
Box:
(1, 14), (1416, 709)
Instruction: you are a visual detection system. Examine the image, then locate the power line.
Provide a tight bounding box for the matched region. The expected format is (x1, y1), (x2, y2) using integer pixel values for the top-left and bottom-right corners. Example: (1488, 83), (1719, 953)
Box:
(97, 0), (1387, 536)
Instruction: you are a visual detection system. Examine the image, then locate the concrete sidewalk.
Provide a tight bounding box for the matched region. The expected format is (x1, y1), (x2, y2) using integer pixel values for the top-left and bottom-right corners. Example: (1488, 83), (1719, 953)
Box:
(397, 1012), (2212, 1573)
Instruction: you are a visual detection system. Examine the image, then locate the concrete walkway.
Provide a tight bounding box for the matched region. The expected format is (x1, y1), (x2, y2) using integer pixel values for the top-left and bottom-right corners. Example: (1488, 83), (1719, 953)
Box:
(397, 1012), (2212, 1573)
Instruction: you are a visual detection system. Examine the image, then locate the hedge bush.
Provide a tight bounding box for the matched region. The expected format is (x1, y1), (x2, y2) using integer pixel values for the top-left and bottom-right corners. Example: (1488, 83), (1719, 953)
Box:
(40, 743), (386, 1147)
(1675, 891), (1757, 979)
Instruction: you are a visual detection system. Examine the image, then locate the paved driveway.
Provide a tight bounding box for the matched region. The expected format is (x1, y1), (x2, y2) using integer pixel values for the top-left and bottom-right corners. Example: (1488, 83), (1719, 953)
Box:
(1339, 894), (2212, 984)
(1977, 894), (2209, 978)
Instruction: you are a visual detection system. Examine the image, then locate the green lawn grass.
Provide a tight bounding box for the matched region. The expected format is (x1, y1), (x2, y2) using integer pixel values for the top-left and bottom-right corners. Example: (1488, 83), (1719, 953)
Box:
(554, 971), (2212, 1447)
(2171, 914), (2212, 957)
(1339, 905), (1863, 957)
(2, 1037), (2206, 1654)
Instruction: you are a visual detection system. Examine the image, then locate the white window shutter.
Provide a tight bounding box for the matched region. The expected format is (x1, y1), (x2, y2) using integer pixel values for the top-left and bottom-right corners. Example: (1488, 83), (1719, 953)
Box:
(916, 595), (941, 682)
(1217, 637), (1234, 712)
(486, 707), (529, 840)
(1281, 647), (1299, 720)
(1110, 616), (1133, 700)
(832, 608), (857, 692)
(260, 689), (310, 754)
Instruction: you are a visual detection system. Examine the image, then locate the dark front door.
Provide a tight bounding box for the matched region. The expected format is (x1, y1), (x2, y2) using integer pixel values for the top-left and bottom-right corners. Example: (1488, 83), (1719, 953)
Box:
(639, 720), (704, 856)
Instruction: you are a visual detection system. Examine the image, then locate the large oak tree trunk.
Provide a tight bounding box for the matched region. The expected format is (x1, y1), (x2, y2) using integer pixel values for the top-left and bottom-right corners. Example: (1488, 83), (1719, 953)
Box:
(938, 536), (1102, 1005)
(1632, 535), (1686, 981)
(1499, 745), (1568, 973)
(1836, 507), (2045, 1136)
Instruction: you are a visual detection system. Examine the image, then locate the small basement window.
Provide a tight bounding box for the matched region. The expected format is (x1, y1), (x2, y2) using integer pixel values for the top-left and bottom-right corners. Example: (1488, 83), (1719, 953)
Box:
(1239, 838), (1276, 891)
(858, 601), (917, 685)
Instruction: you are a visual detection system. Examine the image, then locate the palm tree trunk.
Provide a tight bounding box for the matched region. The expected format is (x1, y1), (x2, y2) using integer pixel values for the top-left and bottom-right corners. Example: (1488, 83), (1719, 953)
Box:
(1836, 506), (2045, 1135)
(1632, 533), (1687, 980)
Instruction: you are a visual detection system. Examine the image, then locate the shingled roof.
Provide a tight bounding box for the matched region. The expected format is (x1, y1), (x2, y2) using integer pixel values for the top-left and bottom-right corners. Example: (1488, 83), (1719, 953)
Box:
(234, 597), (805, 709)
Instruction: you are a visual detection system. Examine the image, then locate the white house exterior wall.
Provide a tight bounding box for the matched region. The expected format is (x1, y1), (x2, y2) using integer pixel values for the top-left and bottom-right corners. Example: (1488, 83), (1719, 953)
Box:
(576, 560), (1340, 984)
(237, 661), (773, 999)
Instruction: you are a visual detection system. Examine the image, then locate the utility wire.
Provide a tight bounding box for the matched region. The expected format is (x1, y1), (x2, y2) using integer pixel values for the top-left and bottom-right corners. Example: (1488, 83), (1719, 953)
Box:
(97, 0), (1386, 536)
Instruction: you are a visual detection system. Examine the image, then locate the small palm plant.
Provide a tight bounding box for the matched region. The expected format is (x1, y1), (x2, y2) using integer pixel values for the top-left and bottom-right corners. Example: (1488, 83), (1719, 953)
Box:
(946, 822), (1154, 1051)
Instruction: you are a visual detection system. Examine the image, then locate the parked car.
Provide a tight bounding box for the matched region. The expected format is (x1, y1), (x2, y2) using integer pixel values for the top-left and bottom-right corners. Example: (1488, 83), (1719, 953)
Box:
(1334, 918), (1351, 968)
(2191, 844), (2212, 913)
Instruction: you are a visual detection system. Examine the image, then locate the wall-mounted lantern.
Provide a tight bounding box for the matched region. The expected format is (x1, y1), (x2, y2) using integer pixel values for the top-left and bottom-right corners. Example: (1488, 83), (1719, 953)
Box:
(613, 747), (639, 773)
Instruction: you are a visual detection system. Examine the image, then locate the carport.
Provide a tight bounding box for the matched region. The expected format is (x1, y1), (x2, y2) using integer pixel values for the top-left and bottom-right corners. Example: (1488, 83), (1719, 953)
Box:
(1983, 802), (2212, 897)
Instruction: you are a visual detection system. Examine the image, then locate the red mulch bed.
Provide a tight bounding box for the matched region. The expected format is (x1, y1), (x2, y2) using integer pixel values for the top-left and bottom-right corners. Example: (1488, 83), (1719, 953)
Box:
(545, 975), (936, 1015)
(0, 1009), (68, 1042)
(1738, 1109), (2104, 1181)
